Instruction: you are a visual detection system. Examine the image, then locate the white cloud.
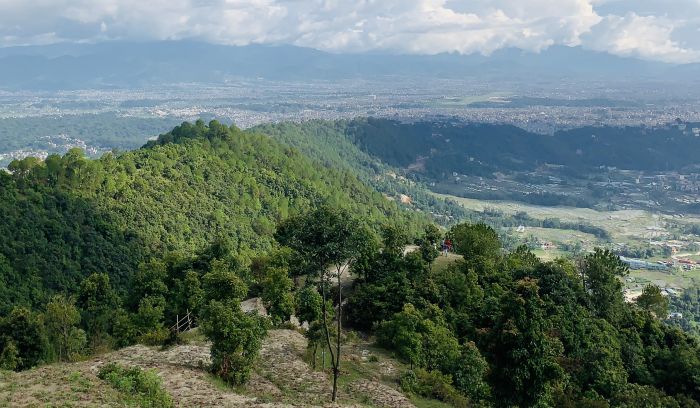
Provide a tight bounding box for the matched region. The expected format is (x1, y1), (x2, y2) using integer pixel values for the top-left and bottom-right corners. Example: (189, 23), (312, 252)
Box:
(0, 0), (698, 63)
(584, 13), (700, 63)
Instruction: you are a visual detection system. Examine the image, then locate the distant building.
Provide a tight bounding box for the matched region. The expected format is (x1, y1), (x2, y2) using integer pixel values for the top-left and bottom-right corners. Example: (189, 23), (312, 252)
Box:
(620, 256), (670, 271)
(541, 241), (557, 250)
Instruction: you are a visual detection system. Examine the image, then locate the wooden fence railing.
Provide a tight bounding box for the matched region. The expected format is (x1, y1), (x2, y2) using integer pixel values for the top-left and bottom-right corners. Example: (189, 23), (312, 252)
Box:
(170, 310), (195, 333)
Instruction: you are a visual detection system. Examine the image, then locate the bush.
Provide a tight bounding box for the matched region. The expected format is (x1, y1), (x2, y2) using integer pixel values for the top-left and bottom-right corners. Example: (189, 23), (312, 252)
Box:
(400, 369), (471, 408)
(138, 328), (170, 346)
(0, 341), (20, 371)
(200, 300), (269, 385)
(98, 362), (174, 408)
(160, 329), (186, 350)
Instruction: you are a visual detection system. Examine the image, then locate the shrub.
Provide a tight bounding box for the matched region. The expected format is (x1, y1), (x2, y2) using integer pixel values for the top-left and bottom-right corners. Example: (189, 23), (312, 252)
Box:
(400, 369), (470, 408)
(138, 328), (170, 346)
(98, 362), (174, 408)
(0, 341), (20, 371)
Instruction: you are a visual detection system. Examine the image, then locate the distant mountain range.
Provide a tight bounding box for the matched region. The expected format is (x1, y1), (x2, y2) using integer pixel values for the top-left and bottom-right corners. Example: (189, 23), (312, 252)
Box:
(0, 41), (698, 89)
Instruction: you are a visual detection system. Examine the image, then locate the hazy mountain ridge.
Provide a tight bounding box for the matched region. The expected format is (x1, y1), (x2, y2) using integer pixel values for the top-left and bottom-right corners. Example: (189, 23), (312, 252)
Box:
(0, 41), (693, 90)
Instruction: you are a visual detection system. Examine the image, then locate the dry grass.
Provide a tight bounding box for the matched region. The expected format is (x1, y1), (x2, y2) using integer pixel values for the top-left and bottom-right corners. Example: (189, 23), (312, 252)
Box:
(0, 328), (423, 408)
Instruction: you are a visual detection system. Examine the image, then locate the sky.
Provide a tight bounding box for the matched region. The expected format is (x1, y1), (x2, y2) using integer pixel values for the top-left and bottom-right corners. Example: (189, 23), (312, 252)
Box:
(1, 0), (699, 64)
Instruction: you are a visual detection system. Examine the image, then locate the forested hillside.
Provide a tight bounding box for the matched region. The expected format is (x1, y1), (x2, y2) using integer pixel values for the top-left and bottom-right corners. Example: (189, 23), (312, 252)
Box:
(254, 120), (467, 223)
(0, 120), (425, 312)
(2, 119), (700, 408)
(337, 118), (700, 176)
(341, 223), (700, 407)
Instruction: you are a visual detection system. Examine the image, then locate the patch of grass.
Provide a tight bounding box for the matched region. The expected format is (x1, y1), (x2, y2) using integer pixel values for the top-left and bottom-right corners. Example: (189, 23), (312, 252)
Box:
(68, 371), (92, 393)
(178, 328), (207, 345)
(205, 373), (238, 393)
(400, 369), (469, 408)
(410, 394), (455, 408)
(338, 358), (370, 385)
(98, 363), (174, 408)
(431, 253), (462, 274)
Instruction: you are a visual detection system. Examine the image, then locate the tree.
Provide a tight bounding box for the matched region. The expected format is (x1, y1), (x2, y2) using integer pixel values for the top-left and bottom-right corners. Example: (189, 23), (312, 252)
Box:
(134, 295), (166, 344)
(450, 223), (501, 258)
(77, 273), (118, 349)
(296, 286), (323, 325)
(486, 278), (564, 407)
(418, 224), (441, 268)
(581, 249), (628, 324)
(201, 260), (247, 302)
(296, 285), (326, 367)
(0, 341), (20, 371)
(451, 342), (491, 403)
(612, 383), (689, 408)
(199, 262), (268, 385)
(381, 224), (408, 258)
(130, 259), (168, 309)
(421, 319), (460, 373)
(44, 295), (86, 362)
(112, 308), (138, 348)
(170, 270), (204, 319)
(275, 205), (373, 401)
(636, 284), (669, 319)
(449, 223), (501, 272)
(261, 267), (295, 325)
(377, 303), (424, 369)
(0, 307), (48, 370)
(200, 299), (268, 385)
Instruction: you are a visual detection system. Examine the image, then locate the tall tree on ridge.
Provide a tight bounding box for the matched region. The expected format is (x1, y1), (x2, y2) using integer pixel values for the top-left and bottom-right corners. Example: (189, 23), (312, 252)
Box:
(275, 205), (373, 401)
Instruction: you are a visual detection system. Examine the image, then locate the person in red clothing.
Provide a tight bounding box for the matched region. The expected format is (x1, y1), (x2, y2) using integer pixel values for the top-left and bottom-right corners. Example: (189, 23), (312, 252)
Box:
(445, 238), (452, 255)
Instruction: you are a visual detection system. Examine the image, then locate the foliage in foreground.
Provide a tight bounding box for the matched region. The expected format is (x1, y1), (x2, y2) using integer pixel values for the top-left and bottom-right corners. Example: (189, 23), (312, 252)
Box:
(347, 223), (700, 407)
(97, 362), (174, 408)
(198, 259), (269, 385)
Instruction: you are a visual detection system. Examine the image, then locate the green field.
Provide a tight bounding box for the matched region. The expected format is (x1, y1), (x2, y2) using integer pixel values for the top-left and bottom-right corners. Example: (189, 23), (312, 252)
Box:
(437, 192), (700, 290)
(435, 192), (700, 244)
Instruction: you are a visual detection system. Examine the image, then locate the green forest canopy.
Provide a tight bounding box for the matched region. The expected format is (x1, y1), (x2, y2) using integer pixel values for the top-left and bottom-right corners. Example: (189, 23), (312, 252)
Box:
(2, 119), (700, 407)
(0, 120), (427, 312)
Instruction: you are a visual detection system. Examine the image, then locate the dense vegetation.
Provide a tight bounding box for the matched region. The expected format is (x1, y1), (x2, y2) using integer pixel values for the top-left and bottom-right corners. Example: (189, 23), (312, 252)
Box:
(254, 120), (468, 224)
(0, 120), (424, 312)
(343, 224), (700, 407)
(668, 287), (700, 337)
(1, 118), (700, 407)
(340, 118), (700, 176)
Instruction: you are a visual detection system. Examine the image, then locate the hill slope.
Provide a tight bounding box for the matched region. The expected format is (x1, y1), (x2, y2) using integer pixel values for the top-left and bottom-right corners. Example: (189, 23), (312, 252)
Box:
(0, 120), (426, 311)
(338, 118), (700, 176)
(253, 120), (467, 223)
(0, 329), (419, 408)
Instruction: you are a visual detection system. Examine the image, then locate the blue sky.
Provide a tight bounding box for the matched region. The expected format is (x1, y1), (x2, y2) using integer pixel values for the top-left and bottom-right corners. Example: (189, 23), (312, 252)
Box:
(1, 0), (699, 63)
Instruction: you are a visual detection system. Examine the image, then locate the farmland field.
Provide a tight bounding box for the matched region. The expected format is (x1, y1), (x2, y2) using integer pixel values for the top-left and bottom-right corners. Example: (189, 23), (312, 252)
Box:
(436, 192), (700, 291)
